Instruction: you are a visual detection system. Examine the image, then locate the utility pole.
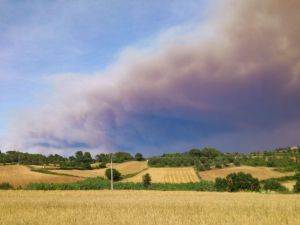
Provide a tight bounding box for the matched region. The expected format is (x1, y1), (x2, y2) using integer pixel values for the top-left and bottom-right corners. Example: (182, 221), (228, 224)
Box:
(110, 153), (113, 190)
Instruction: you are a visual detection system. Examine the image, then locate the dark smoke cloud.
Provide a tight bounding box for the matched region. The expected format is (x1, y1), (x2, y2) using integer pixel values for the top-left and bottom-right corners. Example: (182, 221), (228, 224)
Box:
(7, 0), (300, 155)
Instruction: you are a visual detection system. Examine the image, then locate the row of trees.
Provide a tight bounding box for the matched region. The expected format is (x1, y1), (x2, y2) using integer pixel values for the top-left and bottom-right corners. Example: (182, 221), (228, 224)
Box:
(148, 147), (237, 170)
(0, 150), (145, 170)
(95, 152), (144, 163)
(148, 146), (300, 171)
(0, 151), (65, 165)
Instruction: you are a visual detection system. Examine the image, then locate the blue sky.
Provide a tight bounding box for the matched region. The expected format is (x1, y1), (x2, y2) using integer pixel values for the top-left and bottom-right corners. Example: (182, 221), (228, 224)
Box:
(1, 0), (299, 155)
(0, 0), (210, 136)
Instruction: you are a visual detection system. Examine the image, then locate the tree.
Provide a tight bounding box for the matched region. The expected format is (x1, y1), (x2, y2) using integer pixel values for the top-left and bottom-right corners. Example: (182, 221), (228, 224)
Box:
(142, 173), (151, 187)
(113, 152), (133, 163)
(105, 168), (121, 181)
(75, 151), (84, 162)
(200, 147), (223, 158)
(83, 152), (93, 163)
(188, 149), (202, 157)
(226, 172), (260, 192)
(96, 153), (108, 163)
(135, 152), (144, 161)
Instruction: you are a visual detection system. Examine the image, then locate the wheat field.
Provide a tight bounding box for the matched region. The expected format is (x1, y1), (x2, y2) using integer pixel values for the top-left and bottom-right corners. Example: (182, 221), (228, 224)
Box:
(0, 165), (81, 187)
(199, 166), (293, 181)
(0, 190), (299, 225)
(123, 167), (199, 183)
(52, 161), (148, 178)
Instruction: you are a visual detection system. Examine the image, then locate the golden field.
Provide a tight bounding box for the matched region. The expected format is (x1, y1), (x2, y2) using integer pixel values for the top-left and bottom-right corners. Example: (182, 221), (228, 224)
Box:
(123, 167), (199, 183)
(281, 180), (296, 191)
(199, 166), (293, 181)
(52, 161), (148, 178)
(0, 191), (299, 225)
(0, 165), (81, 187)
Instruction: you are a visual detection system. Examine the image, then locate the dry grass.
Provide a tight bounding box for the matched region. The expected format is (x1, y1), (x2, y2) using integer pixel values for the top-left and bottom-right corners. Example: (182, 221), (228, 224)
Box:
(111, 161), (148, 174)
(123, 167), (199, 183)
(281, 180), (296, 191)
(199, 166), (294, 181)
(0, 191), (299, 225)
(52, 161), (148, 178)
(52, 168), (107, 178)
(30, 165), (59, 169)
(0, 165), (81, 187)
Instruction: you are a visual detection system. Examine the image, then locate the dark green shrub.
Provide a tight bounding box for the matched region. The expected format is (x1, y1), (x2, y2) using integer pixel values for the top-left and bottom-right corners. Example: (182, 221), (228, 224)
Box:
(215, 178), (228, 192)
(105, 168), (121, 181)
(135, 153), (144, 161)
(233, 160), (241, 166)
(142, 173), (151, 187)
(215, 162), (222, 168)
(294, 173), (300, 193)
(203, 161), (211, 170)
(263, 179), (288, 192)
(80, 162), (92, 170)
(98, 162), (106, 168)
(0, 182), (13, 190)
(226, 172), (260, 192)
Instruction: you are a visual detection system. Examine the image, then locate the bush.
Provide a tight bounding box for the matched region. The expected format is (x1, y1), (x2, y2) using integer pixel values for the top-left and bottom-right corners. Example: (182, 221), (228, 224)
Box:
(226, 172), (260, 192)
(294, 173), (300, 193)
(26, 177), (110, 190)
(98, 162), (106, 168)
(80, 162), (92, 170)
(105, 168), (121, 181)
(142, 173), (151, 187)
(25, 178), (215, 191)
(263, 179), (288, 192)
(215, 162), (222, 168)
(233, 160), (241, 166)
(0, 182), (13, 190)
(215, 178), (228, 192)
(203, 161), (211, 170)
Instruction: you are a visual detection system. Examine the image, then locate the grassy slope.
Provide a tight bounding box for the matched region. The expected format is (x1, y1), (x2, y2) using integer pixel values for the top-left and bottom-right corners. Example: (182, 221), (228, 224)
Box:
(199, 166), (294, 181)
(52, 161), (148, 178)
(0, 165), (81, 187)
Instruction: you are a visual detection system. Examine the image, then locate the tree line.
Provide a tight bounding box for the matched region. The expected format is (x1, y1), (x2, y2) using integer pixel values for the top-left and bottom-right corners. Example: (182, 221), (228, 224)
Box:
(0, 150), (145, 170)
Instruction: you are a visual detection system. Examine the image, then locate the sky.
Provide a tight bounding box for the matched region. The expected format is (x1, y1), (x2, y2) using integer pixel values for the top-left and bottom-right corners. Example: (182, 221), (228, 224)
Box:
(0, 0), (299, 156)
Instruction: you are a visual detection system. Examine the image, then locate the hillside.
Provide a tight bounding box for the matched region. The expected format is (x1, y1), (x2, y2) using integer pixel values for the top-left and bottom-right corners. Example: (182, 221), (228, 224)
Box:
(199, 166), (294, 181)
(52, 161), (148, 178)
(123, 167), (199, 183)
(0, 165), (81, 187)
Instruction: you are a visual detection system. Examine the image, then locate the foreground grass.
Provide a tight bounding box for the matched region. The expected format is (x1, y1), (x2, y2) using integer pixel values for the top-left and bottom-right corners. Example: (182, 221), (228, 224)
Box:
(0, 191), (299, 225)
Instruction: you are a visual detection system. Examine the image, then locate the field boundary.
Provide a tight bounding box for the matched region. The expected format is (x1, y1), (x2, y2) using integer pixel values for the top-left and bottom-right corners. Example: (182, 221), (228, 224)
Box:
(27, 166), (81, 178)
(121, 167), (149, 180)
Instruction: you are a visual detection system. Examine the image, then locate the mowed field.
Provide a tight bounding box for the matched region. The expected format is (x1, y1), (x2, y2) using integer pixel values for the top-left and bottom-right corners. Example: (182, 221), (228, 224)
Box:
(0, 165), (81, 187)
(199, 166), (294, 181)
(52, 161), (148, 178)
(0, 191), (299, 225)
(123, 167), (199, 183)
